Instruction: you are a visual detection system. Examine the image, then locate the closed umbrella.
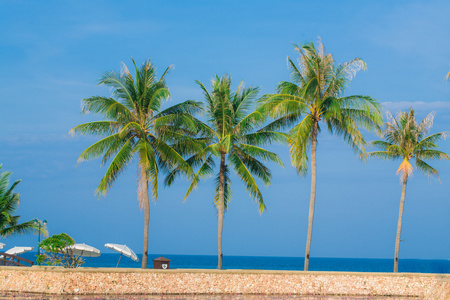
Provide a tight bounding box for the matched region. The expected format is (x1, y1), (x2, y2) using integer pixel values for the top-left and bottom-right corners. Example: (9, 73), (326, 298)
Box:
(64, 243), (101, 257)
(105, 243), (139, 267)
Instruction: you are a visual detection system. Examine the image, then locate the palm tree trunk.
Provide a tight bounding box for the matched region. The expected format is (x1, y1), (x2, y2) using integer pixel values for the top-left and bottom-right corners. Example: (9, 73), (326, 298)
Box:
(141, 166), (150, 269)
(217, 151), (225, 270)
(304, 120), (318, 271)
(394, 175), (408, 273)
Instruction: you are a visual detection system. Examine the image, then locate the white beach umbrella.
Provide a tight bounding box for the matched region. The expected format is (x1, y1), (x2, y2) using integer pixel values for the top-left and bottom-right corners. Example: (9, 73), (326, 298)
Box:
(0, 242), (5, 250)
(64, 243), (101, 257)
(105, 243), (139, 267)
(5, 246), (33, 256)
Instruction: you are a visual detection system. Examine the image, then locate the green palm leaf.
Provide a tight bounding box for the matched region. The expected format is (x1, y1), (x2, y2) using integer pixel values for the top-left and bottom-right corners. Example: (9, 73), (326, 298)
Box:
(69, 121), (122, 136)
(229, 153), (265, 213)
(0, 166), (42, 237)
(96, 138), (134, 195)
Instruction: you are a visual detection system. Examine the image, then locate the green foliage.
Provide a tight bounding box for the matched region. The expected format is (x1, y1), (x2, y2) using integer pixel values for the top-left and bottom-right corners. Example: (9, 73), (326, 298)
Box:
(70, 58), (200, 205)
(39, 232), (74, 251)
(258, 38), (383, 173)
(37, 233), (83, 268)
(166, 74), (285, 213)
(369, 108), (449, 179)
(0, 164), (43, 237)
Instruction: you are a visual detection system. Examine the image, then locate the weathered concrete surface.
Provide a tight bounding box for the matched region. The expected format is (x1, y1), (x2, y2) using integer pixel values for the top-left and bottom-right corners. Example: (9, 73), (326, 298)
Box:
(0, 266), (449, 299)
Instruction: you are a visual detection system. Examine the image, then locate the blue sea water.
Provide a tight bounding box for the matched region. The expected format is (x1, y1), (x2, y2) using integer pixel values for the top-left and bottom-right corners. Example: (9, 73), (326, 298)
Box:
(20, 253), (450, 273)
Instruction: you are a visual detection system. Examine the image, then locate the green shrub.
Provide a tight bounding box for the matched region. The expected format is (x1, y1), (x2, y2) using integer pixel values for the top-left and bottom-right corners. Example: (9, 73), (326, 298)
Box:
(37, 233), (84, 268)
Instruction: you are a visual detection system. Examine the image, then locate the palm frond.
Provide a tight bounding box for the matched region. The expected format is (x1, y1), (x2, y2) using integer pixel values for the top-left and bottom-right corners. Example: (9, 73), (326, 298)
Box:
(0, 220), (41, 237)
(415, 149), (450, 161)
(69, 121), (122, 137)
(415, 158), (439, 179)
(146, 87), (170, 115)
(233, 86), (260, 121)
(81, 97), (134, 122)
(325, 58), (367, 97)
(155, 100), (203, 118)
(99, 72), (136, 111)
(288, 114), (313, 174)
(367, 150), (399, 160)
(96, 138), (134, 196)
(233, 110), (264, 135)
(228, 153), (265, 213)
(183, 155), (215, 201)
(414, 132), (447, 151)
(77, 133), (125, 164)
(258, 112), (302, 132)
(152, 138), (192, 176)
(239, 144), (284, 167)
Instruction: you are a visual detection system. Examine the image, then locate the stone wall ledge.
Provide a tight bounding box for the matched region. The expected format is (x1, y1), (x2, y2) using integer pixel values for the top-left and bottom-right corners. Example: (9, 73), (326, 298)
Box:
(1, 267), (449, 299)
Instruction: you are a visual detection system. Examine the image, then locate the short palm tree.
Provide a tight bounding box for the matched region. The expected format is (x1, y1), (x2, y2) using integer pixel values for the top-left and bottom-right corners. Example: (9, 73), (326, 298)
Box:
(0, 165), (43, 237)
(259, 39), (383, 271)
(70, 59), (200, 268)
(166, 74), (285, 269)
(368, 108), (449, 272)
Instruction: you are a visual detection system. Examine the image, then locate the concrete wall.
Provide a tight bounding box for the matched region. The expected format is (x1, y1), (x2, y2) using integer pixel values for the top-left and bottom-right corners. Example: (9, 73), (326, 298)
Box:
(1, 267), (449, 299)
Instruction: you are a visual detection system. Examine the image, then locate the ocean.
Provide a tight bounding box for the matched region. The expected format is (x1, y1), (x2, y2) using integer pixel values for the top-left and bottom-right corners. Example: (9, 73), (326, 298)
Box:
(20, 253), (450, 273)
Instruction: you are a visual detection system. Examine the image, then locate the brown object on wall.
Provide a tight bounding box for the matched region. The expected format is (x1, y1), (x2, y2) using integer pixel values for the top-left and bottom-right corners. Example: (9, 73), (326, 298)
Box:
(153, 256), (170, 269)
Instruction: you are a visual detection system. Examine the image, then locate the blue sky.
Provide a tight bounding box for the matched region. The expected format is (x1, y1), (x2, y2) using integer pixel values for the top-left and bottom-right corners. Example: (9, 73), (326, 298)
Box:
(0, 0), (449, 261)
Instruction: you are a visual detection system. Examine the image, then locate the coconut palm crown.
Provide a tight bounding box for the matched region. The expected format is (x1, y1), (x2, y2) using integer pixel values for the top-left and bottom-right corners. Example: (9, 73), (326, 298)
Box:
(258, 38), (383, 271)
(166, 74), (285, 269)
(368, 108), (449, 272)
(70, 59), (201, 268)
(0, 165), (44, 237)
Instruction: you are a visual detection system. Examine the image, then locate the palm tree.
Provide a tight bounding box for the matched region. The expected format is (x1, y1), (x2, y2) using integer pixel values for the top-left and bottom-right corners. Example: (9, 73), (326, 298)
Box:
(368, 108), (449, 272)
(70, 59), (201, 268)
(166, 74), (285, 269)
(0, 165), (43, 237)
(258, 39), (383, 271)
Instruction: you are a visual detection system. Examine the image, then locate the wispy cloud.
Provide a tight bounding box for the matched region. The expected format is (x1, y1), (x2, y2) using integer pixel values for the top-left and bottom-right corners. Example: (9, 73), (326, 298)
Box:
(382, 101), (450, 113)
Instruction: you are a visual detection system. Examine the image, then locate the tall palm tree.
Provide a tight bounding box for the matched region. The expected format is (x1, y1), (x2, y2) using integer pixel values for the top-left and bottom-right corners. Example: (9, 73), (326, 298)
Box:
(70, 59), (200, 268)
(258, 39), (383, 271)
(0, 165), (43, 237)
(368, 108), (449, 272)
(166, 74), (285, 269)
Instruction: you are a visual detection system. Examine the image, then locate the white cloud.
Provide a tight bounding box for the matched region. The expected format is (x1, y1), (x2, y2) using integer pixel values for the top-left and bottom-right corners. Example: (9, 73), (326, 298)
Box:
(382, 101), (450, 113)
